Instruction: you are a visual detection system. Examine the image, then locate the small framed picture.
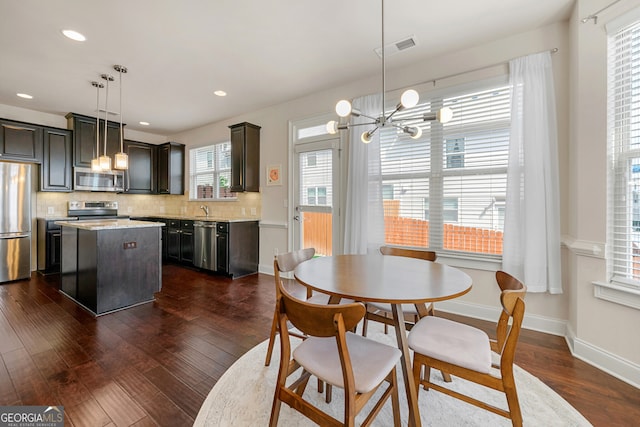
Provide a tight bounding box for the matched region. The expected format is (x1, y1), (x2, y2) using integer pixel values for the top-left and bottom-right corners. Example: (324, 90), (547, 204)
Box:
(267, 164), (282, 186)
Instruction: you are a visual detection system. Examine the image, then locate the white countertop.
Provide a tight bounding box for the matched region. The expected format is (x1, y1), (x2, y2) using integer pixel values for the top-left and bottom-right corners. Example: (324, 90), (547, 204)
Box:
(55, 219), (165, 231)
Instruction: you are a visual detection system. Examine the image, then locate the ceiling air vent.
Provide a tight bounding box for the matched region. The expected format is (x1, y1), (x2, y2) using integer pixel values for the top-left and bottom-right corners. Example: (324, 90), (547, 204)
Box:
(375, 35), (417, 58)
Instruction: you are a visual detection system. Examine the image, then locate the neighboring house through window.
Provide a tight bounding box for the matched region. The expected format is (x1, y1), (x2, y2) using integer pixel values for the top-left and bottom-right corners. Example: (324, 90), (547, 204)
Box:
(379, 79), (510, 256)
(189, 142), (236, 200)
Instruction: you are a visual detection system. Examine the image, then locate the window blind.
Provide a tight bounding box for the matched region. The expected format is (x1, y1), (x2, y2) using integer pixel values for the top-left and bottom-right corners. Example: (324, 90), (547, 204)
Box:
(379, 81), (510, 255)
(607, 16), (640, 287)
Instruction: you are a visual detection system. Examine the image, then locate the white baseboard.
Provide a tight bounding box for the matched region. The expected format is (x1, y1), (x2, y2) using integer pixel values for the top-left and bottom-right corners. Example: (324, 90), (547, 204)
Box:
(258, 263), (274, 275)
(565, 324), (640, 389)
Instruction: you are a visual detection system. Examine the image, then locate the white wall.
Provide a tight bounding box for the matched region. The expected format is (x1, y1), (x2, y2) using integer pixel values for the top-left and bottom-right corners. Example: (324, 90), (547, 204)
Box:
(564, 0), (640, 387)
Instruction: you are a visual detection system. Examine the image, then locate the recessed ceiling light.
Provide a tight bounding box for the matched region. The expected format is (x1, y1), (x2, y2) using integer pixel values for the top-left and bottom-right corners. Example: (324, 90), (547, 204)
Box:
(17, 93), (33, 99)
(62, 29), (86, 42)
(139, 121), (150, 126)
(214, 90), (227, 97)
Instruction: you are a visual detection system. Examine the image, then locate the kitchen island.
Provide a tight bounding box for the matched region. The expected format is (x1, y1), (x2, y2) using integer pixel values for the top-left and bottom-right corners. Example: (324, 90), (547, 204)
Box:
(57, 219), (164, 316)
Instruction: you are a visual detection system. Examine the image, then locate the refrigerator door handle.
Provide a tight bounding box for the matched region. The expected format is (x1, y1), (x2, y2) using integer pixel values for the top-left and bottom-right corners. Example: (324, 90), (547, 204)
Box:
(0, 233), (30, 239)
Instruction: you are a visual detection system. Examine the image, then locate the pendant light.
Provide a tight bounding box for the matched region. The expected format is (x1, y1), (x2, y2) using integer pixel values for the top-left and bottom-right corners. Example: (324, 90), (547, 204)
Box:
(91, 81), (104, 171)
(113, 64), (128, 170)
(99, 73), (114, 171)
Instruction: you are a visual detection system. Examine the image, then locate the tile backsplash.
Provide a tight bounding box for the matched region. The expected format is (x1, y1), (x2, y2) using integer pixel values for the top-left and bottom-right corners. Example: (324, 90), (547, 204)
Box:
(36, 190), (261, 219)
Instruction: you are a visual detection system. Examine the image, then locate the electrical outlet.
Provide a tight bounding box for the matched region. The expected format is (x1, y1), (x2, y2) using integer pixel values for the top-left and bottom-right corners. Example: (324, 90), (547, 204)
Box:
(127, 206), (133, 213)
(159, 206), (166, 213)
(241, 207), (246, 216)
(123, 241), (137, 250)
(250, 207), (257, 215)
(47, 207), (54, 214)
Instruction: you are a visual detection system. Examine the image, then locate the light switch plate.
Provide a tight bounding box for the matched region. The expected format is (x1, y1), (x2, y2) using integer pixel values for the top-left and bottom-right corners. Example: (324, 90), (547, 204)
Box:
(47, 207), (54, 214)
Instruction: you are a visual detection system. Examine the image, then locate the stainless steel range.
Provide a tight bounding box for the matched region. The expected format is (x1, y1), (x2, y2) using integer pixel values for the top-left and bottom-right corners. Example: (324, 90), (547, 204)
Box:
(68, 201), (128, 220)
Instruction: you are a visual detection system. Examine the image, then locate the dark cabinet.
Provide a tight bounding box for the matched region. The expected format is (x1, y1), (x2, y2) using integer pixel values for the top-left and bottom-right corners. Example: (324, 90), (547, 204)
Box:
(0, 118), (43, 163)
(124, 140), (156, 193)
(229, 122), (260, 192)
(166, 219), (194, 264)
(38, 218), (68, 274)
(216, 221), (259, 278)
(66, 113), (121, 168)
(41, 127), (72, 192)
(157, 142), (184, 194)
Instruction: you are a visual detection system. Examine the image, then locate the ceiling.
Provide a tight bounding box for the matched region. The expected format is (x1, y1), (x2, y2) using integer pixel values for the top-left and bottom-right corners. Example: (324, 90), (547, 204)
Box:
(0, 0), (574, 136)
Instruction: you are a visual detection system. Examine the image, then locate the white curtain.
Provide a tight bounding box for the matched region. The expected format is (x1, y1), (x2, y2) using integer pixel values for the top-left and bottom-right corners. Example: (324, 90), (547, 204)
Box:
(343, 93), (385, 254)
(502, 51), (562, 293)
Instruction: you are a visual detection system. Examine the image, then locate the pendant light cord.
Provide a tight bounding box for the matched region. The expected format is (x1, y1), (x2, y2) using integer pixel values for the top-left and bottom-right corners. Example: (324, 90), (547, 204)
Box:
(95, 84), (100, 158)
(103, 76), (109, 156)
(381, 0), (385, 126)
(119, 68), (124, 152)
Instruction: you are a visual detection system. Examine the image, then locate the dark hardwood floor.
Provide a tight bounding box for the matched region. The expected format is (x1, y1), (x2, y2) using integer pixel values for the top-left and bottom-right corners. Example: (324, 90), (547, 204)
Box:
(0, 264), (638, 426)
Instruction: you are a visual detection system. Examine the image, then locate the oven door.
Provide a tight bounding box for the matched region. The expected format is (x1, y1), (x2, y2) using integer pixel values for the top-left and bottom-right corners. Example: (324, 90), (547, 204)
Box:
(74, 167), (124, 192)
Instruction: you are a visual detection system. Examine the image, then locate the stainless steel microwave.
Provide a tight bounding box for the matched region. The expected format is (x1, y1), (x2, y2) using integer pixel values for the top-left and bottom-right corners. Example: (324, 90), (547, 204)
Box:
(74, 167), (125, 192)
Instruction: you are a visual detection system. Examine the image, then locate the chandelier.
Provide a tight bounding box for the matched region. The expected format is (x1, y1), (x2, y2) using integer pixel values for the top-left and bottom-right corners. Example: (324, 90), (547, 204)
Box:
(326, 0), (453, 143)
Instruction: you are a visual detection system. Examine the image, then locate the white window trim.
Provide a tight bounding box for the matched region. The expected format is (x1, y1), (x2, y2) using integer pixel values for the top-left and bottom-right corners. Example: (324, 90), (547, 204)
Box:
(593, 281), (640, 310)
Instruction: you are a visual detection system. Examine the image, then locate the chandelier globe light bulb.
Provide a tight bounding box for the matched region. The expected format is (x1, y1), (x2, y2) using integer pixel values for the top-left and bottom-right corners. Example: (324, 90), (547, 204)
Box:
(400, 89), (419, 109)
(335, 100), (353, 117)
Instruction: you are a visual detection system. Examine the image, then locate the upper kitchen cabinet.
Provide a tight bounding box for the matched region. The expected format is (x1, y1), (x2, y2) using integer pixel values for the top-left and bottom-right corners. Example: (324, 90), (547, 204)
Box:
(157, 142), (184, 195)
(229, 122), (260, 192)
(0, 118), (43, 163)
(40, 126), (72, 192)
(124, 140), (156, 193)
(66, 113), (121, 168)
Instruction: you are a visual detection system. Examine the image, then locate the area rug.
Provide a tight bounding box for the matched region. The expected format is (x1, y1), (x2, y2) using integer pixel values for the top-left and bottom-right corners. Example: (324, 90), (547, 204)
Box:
(194, 323), (592, 426)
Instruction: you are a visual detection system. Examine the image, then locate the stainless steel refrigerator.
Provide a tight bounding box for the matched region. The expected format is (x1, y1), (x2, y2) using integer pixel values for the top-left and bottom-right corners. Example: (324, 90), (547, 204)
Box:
(0, 162), (31, 283)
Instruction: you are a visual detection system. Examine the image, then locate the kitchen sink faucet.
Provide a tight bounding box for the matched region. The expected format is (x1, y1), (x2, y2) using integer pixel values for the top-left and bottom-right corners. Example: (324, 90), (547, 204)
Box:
(200, 205), (209, 217)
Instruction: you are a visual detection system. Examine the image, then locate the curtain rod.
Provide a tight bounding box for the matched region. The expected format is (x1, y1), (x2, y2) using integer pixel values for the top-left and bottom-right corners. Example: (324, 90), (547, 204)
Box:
(581, 0), (623, 24)
(393, 47), (558, 91)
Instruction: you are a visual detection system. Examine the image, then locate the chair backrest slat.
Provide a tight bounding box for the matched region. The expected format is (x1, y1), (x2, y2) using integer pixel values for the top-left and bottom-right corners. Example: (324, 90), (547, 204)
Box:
(278, 281), (365, 337)
(379, 245), (436, 261)
(276, 248), (315, 273)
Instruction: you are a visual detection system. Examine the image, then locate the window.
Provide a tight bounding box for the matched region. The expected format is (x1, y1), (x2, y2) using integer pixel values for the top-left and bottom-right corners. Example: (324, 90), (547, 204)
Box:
(607, 14), (640, 288)
(189, 142), (236, 200)
(379, 80), (510, 256)
(307, 186), (328, 205)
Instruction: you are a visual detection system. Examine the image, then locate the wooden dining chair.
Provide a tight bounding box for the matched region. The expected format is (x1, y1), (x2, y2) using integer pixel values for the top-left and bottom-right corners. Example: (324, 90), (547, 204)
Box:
(265, 247), (317, 367)
(269, 281), (401, 427)
(361, 245), (437, 337)
(408, 271), (527, 427)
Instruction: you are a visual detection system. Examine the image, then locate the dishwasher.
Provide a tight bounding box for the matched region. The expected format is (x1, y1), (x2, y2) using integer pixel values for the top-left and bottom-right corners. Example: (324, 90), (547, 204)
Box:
(194, 221), (217, 271)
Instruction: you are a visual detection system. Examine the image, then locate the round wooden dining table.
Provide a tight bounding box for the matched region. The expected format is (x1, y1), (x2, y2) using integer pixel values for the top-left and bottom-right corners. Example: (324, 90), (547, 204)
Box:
(294, 254), (472, 427)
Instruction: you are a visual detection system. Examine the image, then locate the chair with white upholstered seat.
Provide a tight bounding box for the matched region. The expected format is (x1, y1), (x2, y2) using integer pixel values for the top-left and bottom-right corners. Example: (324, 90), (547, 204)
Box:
(361, 245), (436, 337)
(408, 270), (527, 427)
(264, 248), (317, 367)
(269, 280), (401, 427)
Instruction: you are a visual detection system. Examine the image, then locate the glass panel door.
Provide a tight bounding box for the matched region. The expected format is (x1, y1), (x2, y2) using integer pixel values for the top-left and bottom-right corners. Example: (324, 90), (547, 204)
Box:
(293, 141), (339, 256)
